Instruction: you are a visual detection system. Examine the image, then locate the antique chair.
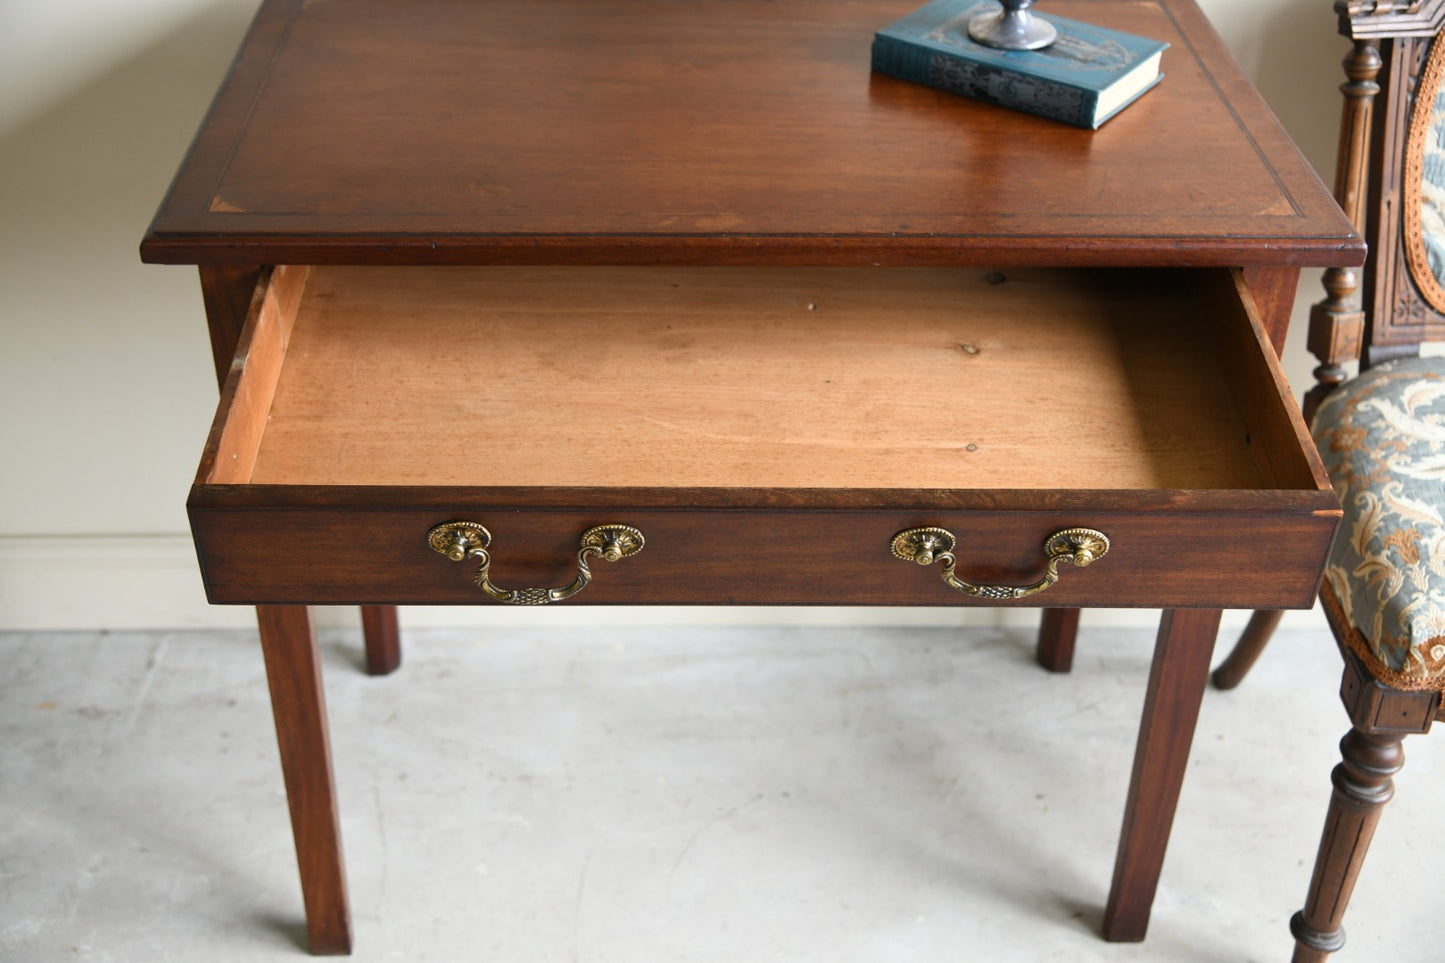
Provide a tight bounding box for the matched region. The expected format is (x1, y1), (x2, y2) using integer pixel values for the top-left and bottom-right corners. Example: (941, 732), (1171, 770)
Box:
(1209, 2), (1445, 959)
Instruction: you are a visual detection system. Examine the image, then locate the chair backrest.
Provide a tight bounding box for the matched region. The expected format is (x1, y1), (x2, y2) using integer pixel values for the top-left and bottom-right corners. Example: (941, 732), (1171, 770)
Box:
(1306, 0), (1445, 414)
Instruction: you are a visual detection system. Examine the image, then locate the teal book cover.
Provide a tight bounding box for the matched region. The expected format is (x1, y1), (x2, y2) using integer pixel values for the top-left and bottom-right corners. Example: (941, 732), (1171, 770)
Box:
(871, 0), (1169, 128)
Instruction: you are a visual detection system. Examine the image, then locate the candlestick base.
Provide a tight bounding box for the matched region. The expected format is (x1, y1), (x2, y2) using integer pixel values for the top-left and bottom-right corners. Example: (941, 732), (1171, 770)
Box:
(968, 0), (1057, 50)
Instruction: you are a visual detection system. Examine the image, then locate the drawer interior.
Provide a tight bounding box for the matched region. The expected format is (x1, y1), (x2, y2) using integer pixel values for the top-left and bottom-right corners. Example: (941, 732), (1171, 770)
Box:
(202, 264), (1321, 495)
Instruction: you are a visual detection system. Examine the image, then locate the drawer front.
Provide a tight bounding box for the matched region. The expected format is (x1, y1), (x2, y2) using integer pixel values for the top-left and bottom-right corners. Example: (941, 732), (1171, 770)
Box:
(189, 491), (1336, 609)
(188, 264), (1341, 610)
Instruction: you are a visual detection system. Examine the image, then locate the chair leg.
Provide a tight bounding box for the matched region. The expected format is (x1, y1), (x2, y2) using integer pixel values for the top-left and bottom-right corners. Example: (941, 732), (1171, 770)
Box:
(1210, 609), (1283, 690)
(257, 605), (352, 955)
(1289, 725), (1406, 962)
(1036, 608), (1080, 672)
(1103, 608), (1221, 941)
(360, 605), (401, 676)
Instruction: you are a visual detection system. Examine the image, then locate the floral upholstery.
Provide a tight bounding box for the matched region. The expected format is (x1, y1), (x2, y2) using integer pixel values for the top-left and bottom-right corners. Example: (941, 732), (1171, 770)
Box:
(1312, 355), (1445, 690)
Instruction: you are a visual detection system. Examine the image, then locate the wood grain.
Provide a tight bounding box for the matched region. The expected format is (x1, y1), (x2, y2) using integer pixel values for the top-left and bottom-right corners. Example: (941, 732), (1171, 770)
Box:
(243, 266), (1288, 492)
(140, 0), (1362, 268)
(1290, 721), (1409, 961)
(1036, 608), (1081, 672)
(256, 605), (350, 955)
(186, 264), (1340, 610)
(1104, 607), (1222, 942)
(187, 501), (1338, 609)
(1239, 266), (1302, 354)
(202, 264), (309, 484)
(1364, 36), (1445, 358)
(359, 605), (400, 676)
(150, 2), (1365, 954)
(1209, 269), (1332, 492)
(198, 265), (264, 387)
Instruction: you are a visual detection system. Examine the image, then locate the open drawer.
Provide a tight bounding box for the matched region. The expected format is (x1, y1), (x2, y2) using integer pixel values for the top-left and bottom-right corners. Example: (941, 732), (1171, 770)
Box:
(189, 264), (1339, 609)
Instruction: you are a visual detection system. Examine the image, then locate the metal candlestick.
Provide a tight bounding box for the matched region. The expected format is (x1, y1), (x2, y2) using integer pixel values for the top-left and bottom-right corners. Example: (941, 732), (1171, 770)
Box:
(968, 0), (1058, 50)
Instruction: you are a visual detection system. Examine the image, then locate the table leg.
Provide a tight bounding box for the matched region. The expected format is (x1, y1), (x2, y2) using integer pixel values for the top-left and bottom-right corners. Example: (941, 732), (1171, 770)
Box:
(199, 264), (264, 387)
(257, 605), (352, 955)
(202, 266), (401, 685)
(1239, 265), (1301, 356)
(1036, 608), (1080, 673)
(360, 605), (402, 676)
(1103, 607), (1221, 942)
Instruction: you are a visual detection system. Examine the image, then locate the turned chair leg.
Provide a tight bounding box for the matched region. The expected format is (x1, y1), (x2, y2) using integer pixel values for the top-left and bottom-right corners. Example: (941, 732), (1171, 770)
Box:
(1210, 609), (1283, 690)
(1036, 608), (1080, 672)
(1288, 649), (1438, 961)
(258, 605), (352, 955)
(1289, 725), (1405, 962)
(360, 605), (401, 676)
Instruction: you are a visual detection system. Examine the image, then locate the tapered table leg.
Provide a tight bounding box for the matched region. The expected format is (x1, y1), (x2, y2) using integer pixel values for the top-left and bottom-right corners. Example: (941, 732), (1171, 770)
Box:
(257, 605), (352, 955)
(1036, 608), (1080, 673)
(360, 605), (401, 676)
(1103, 607), (1221, 942)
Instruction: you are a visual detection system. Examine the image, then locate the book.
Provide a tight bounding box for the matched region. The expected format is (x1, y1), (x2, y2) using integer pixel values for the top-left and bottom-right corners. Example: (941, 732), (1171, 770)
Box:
(871, 0), (1168, 129)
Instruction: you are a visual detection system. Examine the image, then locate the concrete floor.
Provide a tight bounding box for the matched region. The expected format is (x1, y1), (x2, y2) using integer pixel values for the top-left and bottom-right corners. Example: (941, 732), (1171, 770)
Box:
(1, 622), (1438, 962)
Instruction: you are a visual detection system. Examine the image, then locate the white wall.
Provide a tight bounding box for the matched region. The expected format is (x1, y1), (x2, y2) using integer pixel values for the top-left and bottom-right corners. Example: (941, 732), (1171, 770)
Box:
(0, 0), (1345, 630)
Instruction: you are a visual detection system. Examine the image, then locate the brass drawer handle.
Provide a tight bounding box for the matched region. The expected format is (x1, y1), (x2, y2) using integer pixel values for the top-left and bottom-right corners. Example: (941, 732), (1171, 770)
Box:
(427, 521), (644, 605)
(890, 527), (1110, 600)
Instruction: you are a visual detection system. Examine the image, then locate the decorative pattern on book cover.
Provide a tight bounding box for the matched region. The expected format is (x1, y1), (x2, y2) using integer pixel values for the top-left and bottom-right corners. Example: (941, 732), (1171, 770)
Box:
(872, 0), (1168, 129)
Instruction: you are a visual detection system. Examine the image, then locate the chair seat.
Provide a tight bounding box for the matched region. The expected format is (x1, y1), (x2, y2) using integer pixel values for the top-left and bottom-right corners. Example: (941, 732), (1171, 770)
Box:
(1312, 355), (1445, 689)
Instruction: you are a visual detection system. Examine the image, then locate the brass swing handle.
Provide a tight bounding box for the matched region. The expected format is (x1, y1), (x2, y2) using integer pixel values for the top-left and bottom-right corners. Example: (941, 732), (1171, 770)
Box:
(890, 527), (1110, 599)
(427, 521), (644, 605)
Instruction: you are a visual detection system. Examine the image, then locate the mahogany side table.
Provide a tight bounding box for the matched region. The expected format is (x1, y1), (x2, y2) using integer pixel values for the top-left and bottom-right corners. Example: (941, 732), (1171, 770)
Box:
(142, 0), (1362, 953)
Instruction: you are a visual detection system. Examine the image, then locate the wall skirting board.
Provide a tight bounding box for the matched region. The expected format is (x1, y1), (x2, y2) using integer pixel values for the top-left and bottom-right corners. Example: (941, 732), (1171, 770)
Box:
(0, 534), (1333, 633)
(0, 535), (244, 630)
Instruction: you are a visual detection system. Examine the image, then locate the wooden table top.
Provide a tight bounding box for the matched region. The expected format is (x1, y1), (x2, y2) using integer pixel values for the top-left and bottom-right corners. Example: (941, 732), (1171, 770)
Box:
(142, 0), (1362, 268)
